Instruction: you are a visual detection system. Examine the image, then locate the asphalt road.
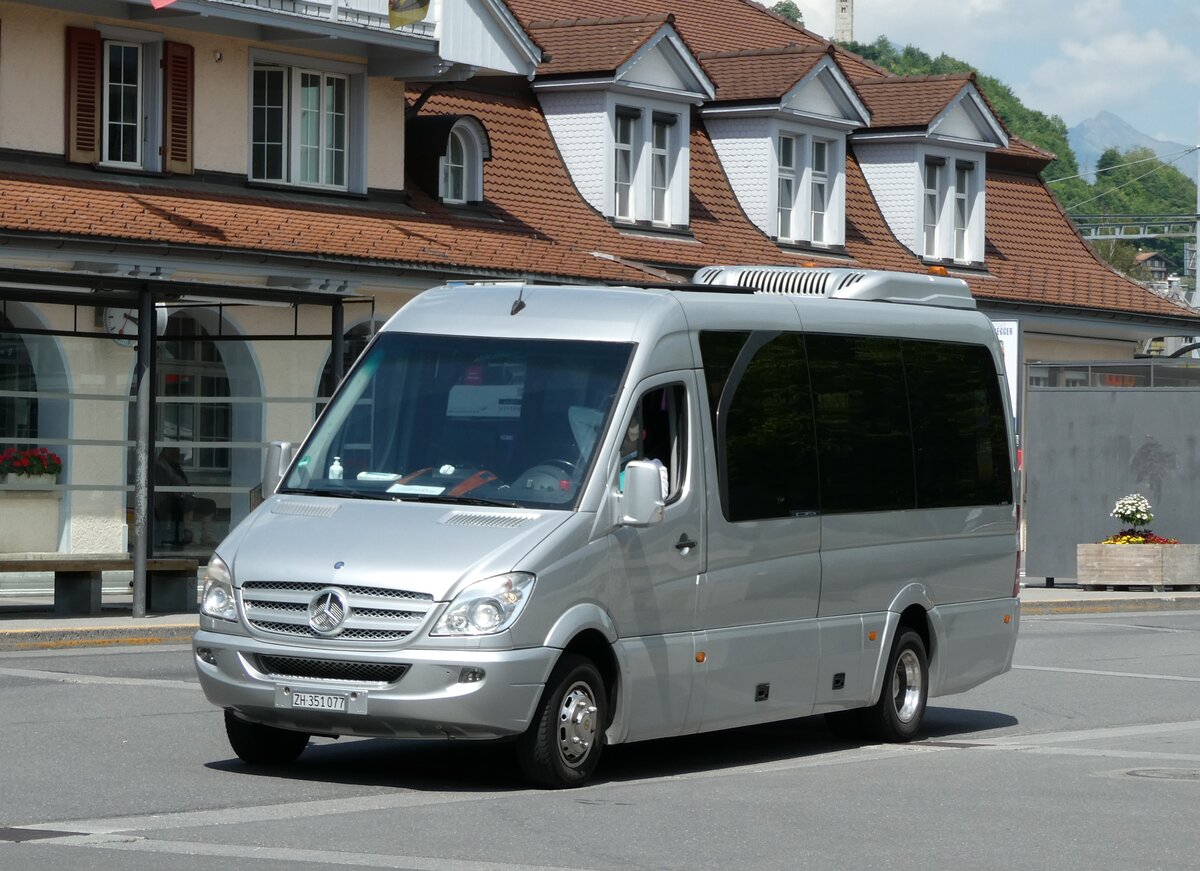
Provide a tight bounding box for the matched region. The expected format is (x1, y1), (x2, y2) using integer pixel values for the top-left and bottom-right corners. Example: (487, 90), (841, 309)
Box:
(1, 609), (1198, 871)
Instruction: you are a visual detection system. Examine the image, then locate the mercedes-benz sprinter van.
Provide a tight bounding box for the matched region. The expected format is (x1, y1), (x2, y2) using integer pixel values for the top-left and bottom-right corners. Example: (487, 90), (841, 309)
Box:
(193, 266), (1020, 788)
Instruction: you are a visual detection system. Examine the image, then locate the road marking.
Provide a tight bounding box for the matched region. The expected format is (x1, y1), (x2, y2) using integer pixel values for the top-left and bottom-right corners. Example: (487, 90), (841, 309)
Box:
(0, 665), (197, 690)
(21, 743), (922, 839)
(953, 718), (1200, 748)
(1013, 664), (1200, 683)
(39, 834), (588, 871)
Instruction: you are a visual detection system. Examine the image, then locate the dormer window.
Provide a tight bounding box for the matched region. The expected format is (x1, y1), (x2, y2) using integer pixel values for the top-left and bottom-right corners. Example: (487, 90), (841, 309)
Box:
(604, 103), (684, 228)
(771, 130), (844, 246)
(853, 74), (1004, 266)
(704, 47), (866, 250)
(921, 155), (978, 263)
(406, 114), (491, 206)
(439, 119), (488, 204)
(531, 17), (713, 232)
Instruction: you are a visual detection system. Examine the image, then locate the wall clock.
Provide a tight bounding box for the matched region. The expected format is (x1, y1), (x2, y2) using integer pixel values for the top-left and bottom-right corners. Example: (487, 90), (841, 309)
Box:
(101, 305), (169, 347)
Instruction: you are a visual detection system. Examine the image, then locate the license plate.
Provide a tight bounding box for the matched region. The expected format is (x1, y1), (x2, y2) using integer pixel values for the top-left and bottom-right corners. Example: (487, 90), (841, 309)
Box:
(290, 692), (346, 711)
(274, 685), (367, 714)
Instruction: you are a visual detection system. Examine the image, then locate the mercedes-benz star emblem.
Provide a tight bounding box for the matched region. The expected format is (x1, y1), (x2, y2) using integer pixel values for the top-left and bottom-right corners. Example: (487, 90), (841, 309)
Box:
(308, 587), (350, 636)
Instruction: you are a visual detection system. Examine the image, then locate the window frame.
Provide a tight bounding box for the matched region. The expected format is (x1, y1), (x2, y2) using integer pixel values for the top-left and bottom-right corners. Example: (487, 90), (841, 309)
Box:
(777, 134), (797, 241)
(436, 118), (489, 205)
(101, 41), (144, 168)
(954, 161), (974, 262)
(923, 158), (942, 258)
(771, 125), (845, 247)
(247, 50), (367, 194)
(608, 97), (688, 229)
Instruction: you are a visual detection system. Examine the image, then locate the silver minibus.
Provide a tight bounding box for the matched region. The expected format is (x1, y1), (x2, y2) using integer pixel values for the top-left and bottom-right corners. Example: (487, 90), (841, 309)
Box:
(193, 266), (1020, 788)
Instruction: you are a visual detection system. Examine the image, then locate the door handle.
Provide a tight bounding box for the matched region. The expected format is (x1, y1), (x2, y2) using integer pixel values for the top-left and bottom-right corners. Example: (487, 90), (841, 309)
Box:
(675, 534), (698, 552)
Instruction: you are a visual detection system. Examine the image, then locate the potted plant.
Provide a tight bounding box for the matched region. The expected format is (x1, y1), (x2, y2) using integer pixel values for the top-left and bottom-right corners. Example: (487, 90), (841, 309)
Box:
(0, 446), (64, 488)
(1076, 494), (1198, 591)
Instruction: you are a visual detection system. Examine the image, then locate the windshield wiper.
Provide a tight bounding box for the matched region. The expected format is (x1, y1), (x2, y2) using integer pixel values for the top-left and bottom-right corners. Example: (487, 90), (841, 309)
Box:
(278, 487), (397, 501)
(403, 493), (522, 508)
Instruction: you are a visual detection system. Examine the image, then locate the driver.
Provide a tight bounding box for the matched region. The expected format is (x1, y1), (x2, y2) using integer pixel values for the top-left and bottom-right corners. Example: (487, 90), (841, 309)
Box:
(619, 407), (669, 499)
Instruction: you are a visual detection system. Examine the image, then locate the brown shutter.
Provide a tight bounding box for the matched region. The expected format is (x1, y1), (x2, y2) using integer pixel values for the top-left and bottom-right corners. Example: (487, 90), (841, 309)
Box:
(65, 27), (102, 164)
(163, 41), (194, 174)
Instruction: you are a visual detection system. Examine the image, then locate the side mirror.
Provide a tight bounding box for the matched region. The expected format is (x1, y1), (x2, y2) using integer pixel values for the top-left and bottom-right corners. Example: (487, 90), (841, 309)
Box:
(262, 440), (295, 497)
(620, 461), (665, 527)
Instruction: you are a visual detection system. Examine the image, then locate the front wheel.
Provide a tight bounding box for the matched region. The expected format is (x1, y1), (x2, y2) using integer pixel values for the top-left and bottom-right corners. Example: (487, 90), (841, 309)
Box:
(517, 654), (607, 789)
(861, 628), (928, 742)
(224, 710), (310, 765)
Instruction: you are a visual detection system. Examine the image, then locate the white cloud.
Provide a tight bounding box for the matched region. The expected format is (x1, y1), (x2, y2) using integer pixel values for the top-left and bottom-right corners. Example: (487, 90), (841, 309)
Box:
(1020, 30), (1200, 126)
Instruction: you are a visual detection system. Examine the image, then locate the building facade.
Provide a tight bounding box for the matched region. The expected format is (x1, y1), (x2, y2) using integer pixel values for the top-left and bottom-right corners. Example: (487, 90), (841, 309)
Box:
(2, 0), (1197, 559)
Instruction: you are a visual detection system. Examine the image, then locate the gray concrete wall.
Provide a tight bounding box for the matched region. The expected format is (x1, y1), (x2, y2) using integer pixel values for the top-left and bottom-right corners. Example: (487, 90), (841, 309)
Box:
(1024, 387), (1200, 579)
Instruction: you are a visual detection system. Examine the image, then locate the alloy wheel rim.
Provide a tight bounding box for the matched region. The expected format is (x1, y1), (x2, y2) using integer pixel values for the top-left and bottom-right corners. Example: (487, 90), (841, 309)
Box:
(891, 649), (923, 723)
(556, 680), (599, 768)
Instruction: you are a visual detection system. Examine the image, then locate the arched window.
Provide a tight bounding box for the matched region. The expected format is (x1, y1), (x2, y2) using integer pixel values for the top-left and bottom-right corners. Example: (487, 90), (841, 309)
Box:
(129, 311), (236, 552)
(438, 118), (489, 204)
(443, 130), (467, 203)
(0, 311), (38, 445)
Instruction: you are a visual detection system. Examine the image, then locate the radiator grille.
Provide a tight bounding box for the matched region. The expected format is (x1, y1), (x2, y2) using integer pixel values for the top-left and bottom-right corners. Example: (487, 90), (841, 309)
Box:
(241, 580), (435, 643)
(255, 655), (409, 685)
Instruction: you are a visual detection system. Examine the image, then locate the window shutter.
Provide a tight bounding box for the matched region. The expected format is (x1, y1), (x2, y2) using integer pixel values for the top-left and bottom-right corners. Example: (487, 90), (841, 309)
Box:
(163, 41), (194, 174)
(65, 27), (102, 164)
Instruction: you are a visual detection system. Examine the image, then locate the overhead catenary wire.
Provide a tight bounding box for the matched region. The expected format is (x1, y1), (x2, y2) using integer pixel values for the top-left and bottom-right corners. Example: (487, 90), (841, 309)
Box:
(1061, 145), (1199, 214)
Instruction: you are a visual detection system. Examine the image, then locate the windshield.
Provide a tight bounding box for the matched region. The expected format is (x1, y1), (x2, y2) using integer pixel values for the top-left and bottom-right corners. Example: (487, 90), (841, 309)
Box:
(283, 332), (633, 510)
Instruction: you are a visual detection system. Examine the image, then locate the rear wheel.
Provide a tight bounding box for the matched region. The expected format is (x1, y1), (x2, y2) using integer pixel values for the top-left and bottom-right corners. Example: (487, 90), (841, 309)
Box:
(861, 628), (928, 742)
(517, 654), (607, 789)
(224, 710), (310, 765)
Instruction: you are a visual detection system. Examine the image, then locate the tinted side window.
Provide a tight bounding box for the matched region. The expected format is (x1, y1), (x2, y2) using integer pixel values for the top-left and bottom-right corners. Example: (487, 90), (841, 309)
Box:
(700, 331), (818, 521)
(807, 334), (915, 513)
(903, 340), (1012, 507)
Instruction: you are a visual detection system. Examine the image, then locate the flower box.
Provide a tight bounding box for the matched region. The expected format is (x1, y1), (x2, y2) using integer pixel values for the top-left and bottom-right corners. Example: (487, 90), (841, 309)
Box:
(1076, 543), (1200, 592)
(1, 473), (57, 489)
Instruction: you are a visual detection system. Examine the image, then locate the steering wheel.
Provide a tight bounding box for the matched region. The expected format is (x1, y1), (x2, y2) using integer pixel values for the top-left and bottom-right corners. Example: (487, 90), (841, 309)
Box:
(513, 459), (577, 495)
(536, 458), (576, 475)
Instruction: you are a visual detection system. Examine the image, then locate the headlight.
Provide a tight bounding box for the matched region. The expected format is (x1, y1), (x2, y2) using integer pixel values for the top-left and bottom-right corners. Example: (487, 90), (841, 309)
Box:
(431, 572), (535, 637)
(200, 554), (237, 622)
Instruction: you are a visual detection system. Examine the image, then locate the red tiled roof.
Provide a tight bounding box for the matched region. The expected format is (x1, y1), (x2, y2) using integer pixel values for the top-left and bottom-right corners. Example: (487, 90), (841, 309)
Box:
(527, 14), (673, 77)
(853, 73), (974, 130)
(977, 170), (1192, 318)
(504, 0), (882, 79)
(698, 45), (832, 103)
(0, 169), (643, 284)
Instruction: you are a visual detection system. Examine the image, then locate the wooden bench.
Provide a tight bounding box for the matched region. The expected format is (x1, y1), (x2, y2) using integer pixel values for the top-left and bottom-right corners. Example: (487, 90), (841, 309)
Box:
(0, 556), (200, 615)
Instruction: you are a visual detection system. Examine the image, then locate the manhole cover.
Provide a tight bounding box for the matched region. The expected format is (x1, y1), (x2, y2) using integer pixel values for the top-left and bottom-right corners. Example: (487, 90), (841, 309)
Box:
(1126, 768), (1200, 782)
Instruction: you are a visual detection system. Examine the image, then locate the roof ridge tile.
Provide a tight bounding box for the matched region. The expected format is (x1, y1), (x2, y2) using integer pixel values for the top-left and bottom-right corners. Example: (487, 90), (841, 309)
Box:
(527, 13), (672, 30)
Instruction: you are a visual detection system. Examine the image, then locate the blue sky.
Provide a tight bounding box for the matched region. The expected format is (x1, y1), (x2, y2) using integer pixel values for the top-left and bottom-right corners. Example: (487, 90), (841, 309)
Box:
(792, 0), (1200, 151)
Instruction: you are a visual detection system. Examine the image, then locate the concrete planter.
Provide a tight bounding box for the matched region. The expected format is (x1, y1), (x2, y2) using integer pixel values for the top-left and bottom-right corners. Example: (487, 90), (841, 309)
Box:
(1, 473), (57, 489)
(1076, 543), (1200, 591)
(0, 488), (62, 553)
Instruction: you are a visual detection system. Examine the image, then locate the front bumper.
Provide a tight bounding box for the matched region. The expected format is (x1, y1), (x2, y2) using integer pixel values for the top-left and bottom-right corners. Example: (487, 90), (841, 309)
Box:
(193, 629), (558, 740)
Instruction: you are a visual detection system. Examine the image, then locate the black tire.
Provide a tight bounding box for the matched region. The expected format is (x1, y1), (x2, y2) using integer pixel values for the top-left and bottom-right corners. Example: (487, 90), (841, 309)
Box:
(517, 654), (607, 789)
(224, 710), (310, 765)
(860, 628), (929, 743)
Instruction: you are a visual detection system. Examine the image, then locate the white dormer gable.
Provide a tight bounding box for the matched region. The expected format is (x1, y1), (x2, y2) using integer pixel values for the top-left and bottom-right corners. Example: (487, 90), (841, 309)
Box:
(534, 23), (713, 230)
(929, 86), (1009, 148)
(617, 29), (714, 100)
(781, 58), (870, 130)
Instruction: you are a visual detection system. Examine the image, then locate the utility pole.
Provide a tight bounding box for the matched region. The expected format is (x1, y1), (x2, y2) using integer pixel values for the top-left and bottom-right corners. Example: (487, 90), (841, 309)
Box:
(834, 0), (853, 42)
